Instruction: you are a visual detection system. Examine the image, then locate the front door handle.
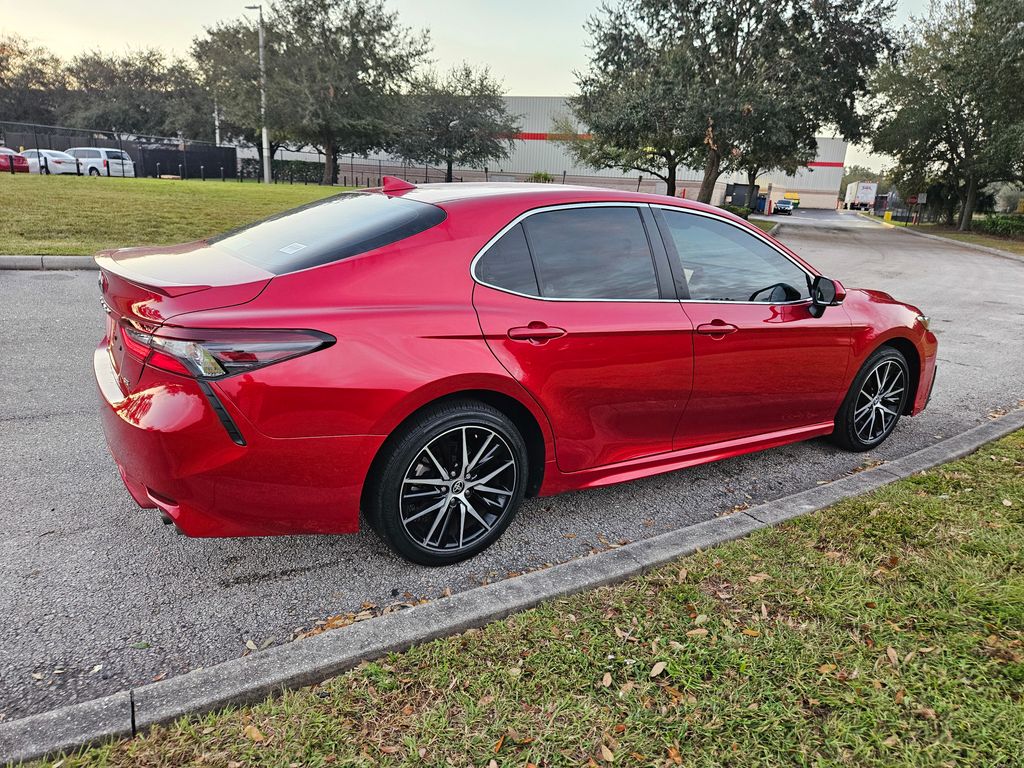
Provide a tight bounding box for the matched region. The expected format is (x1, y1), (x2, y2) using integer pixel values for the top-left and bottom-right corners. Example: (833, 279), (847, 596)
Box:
(696, 320), (738, 337)
(507, 323), (567, 343)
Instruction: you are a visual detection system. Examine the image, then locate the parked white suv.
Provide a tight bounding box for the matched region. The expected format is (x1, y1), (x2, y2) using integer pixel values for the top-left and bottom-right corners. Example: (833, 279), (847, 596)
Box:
(65, 147), (136, 177)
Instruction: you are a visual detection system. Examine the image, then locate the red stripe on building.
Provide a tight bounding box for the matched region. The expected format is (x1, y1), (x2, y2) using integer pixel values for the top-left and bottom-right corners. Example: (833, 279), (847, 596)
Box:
(514, 132), (592, 141)
(806, 161), (844, 168)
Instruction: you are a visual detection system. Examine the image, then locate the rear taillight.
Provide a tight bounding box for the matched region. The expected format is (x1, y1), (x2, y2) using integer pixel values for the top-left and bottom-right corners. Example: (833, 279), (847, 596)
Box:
(120, 323), (334, 378)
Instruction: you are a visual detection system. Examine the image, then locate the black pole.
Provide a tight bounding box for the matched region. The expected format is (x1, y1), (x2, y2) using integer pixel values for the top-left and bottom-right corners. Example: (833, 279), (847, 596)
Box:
(221, 165), (225, 181)
(156, 162), (161, 177)
(200, 165), (205, 181)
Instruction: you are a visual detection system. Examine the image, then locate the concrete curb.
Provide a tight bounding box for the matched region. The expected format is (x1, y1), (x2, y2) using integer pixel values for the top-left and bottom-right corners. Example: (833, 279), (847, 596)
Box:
(0, 255), (96, 271)
(856, 216), (1024, 264)
(3, 409), (1024, 765)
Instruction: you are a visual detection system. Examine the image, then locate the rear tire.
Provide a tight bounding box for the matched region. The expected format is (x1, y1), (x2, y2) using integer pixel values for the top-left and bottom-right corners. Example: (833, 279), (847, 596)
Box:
(89, 168), (100, 176)
(365, 400), (528, 566)
(832, 346), (910, 451)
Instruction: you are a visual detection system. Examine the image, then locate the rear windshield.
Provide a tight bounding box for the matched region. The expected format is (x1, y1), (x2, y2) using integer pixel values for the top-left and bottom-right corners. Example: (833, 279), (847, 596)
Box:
(208, 192), (446, 274)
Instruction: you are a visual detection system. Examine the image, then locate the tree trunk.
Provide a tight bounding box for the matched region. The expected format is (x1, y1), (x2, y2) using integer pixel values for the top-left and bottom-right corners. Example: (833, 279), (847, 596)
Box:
(697, 148), (721, 204)
(665, 161), (677, 197)
(958, 176), (978, 231)
(446, 158), (453, 183)
(321, 143), (338, 186)
(745, 168), (760, 210)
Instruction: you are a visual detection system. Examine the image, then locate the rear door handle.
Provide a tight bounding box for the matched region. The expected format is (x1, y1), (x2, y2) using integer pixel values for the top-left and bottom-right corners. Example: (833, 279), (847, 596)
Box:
(507, 323), (567, 342)
(696, 321), (738, 336)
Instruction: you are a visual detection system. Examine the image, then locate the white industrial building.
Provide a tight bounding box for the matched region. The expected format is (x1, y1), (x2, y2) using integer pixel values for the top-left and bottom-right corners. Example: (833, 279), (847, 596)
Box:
(490, 97), (847, 209)
(263, 95), (848, 209)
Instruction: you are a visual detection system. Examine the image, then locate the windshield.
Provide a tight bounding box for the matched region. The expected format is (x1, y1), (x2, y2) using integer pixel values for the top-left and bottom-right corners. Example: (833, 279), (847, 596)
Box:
(207, 192), (446, 275)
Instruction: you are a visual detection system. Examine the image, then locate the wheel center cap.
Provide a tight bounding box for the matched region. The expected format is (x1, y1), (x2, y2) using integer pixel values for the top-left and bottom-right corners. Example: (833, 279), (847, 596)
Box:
(452, 480), (465, 494)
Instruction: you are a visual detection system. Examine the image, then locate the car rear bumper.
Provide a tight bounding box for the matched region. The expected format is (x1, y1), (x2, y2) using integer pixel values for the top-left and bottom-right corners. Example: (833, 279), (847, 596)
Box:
(94, 347), (384, 536)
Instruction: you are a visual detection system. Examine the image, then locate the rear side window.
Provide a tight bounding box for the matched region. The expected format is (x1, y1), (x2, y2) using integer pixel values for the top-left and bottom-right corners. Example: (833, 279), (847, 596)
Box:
(107, 150), (129, 160)
(476, 223), (539, 296)
(208, 193), (446, 274)
(660, 210), (810, 302)
(523, 207), (659, 300)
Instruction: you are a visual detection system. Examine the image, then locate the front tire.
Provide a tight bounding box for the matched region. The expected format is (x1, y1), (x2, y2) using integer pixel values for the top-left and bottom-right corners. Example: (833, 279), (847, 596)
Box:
(365, 400), (528, 566)
(832, 346), (910, 451)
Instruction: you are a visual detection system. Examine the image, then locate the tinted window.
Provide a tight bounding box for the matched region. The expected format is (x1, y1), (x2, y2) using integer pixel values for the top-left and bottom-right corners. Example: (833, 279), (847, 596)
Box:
(107, 150), (129, 160)
(476, 223), (539, 296)
(207, 193), (446, 274)
(661, 211), (810, 302)
(523, 207), (659, 300)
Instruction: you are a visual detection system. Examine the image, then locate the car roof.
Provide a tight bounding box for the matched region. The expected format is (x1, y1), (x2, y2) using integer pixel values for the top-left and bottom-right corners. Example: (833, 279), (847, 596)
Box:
(394, 182), (737, 221)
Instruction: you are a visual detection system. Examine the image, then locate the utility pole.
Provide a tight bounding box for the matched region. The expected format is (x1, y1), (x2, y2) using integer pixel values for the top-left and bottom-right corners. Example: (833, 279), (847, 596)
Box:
(246, 4), (271, 184)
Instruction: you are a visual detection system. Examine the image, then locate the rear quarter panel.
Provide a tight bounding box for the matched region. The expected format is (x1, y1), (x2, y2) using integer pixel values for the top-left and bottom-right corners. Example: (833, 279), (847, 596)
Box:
(177, 211), (556, 454)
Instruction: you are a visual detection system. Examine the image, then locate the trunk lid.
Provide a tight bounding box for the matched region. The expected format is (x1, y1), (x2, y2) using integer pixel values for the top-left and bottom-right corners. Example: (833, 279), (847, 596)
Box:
(97, 241), (274, 391)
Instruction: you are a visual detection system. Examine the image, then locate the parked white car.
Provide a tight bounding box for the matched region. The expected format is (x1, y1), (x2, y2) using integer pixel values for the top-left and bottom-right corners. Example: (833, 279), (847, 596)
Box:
(19, 149), (79, 175)
(65, 147), (136, 177)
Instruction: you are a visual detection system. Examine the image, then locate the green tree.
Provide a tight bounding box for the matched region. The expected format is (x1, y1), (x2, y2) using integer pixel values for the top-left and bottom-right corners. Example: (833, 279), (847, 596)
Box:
(0, 34), (65, 125)
(872, 0), (1024, 230)
(568, 0), (894, 202)
(60, 49), (211, 139)
(192, 17), (294, 159)
(274, 0), (430, 185)
(393, 64), (520, 183)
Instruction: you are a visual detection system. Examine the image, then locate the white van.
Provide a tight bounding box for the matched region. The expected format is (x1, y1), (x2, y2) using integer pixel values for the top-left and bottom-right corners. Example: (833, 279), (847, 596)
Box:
(65, 147), (136, 177)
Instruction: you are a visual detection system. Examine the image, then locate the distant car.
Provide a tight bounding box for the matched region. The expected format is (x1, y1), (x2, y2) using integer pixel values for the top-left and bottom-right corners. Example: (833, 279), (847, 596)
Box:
(774, 199), (795, 215)
(66, 147), (136, 177)
(0, 147), (29, 173)
(20, 149), (79, 175)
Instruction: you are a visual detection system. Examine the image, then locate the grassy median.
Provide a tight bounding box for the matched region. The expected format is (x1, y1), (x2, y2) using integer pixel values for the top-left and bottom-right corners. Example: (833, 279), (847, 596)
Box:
(42, 430), (1024, 767)
(0, 175), (343, 255)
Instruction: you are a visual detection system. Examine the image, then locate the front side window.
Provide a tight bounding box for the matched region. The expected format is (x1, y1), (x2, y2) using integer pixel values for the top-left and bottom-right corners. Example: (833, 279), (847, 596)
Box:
(522, 207), (659, 300)
(660, 210), (810, 302)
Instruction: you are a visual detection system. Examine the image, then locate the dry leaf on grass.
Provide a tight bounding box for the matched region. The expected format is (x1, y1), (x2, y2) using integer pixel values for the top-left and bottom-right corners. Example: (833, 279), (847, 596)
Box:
(600, 744), (615, 762)
(602, 672), (612, 687)
(243, 724), (265, 742)
(650, 661), (667, 677)
(686, 628), (709, 638)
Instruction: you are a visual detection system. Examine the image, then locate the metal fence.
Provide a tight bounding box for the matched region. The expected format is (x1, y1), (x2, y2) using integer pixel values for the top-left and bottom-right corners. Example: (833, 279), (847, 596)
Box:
(0, 121), (238, 180)
(1, 120), (662, 193)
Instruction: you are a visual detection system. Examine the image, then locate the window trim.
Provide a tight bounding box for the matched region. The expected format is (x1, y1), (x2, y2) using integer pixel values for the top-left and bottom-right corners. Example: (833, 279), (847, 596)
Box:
(470, 202), (678, 303)
(651, 204), (817, 306)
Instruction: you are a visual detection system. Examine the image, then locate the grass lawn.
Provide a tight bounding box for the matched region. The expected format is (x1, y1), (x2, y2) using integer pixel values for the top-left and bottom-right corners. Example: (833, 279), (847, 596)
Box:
(43, 430), (1024, 767)
(913, 224), (1024, 258)
(749, 218), (778, 234)
(0, 175), (344, 255)
(861, 214), (1024, 258)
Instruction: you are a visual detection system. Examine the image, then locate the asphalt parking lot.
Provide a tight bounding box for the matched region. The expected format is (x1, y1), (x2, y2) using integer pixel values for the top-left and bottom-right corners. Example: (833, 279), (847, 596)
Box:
(1, 210), (1022, 722)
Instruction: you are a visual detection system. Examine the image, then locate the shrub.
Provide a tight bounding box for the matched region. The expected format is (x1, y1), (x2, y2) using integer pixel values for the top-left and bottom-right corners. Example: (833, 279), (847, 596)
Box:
(972, 214), (1024, 239)
(717, 203), (752, 219)
(526, 171), (554, 183)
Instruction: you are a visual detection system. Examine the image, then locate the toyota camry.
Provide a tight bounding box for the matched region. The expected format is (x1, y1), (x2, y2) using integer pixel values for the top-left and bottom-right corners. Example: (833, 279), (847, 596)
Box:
(94, 179), (937, 565)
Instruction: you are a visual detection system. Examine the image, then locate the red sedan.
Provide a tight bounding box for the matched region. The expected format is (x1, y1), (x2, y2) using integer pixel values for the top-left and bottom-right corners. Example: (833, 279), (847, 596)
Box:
(95, 180), (937, 565)
(0, 147), (29, 173)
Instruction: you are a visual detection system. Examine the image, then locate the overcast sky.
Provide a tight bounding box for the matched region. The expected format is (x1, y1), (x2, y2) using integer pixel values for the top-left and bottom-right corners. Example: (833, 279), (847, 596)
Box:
(5, 0), (930, 170)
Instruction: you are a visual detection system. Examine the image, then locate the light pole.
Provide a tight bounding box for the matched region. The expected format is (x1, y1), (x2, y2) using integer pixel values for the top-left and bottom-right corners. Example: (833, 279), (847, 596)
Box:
(246, 4), (271, 184)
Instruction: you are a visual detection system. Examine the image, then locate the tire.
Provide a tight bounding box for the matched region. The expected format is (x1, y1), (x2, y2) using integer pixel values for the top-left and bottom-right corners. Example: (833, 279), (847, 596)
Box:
(365, 399), (528, 566)
(89, 167), (100, 176)
(832, 346), (911, 451)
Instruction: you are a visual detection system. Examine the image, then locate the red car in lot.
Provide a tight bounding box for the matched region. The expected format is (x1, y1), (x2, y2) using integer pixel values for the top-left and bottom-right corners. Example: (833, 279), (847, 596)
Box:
(0, 147), (29, 173)
(95, 180), (937, 565)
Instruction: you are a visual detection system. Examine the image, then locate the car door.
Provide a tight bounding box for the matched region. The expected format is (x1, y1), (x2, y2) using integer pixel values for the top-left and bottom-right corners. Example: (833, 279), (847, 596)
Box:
(653, 206), (853, 450)
(472, 203), (693, 473)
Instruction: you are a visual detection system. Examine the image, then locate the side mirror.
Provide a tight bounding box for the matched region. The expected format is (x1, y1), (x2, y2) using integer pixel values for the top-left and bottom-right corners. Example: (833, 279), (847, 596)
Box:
(809, 276), (839, 317)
